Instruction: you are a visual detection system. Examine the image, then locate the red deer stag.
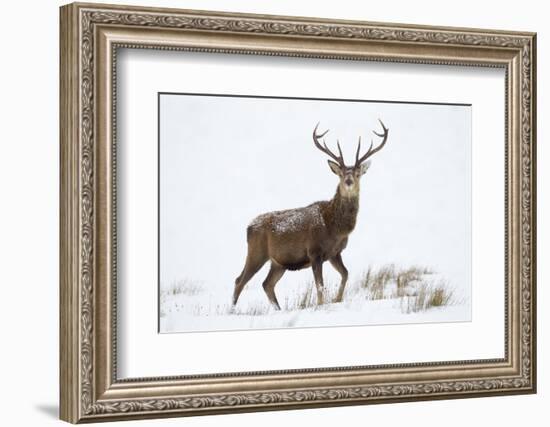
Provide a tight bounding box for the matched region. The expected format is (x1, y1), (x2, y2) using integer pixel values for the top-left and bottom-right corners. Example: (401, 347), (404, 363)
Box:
(232, 120), (389, 310)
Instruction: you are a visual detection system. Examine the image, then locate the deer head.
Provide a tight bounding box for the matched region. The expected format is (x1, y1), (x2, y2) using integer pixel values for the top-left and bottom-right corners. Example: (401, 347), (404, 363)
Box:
(313, 120), (389, 197)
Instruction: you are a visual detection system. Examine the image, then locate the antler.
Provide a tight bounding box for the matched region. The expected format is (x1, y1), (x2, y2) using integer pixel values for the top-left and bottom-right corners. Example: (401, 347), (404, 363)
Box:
(313, 123), (345, 167)
(355, 119), (389, 167)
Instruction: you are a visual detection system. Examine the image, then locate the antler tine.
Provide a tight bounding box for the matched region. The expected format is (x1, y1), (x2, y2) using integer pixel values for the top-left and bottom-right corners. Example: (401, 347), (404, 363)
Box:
(336, 140), (344, 160)
(355, 136), (373, 165)
(355, 119), (389, 167)
(373, 118), (388, 137)
(312, 122), (345, 166)
(313, 122), (329, 139)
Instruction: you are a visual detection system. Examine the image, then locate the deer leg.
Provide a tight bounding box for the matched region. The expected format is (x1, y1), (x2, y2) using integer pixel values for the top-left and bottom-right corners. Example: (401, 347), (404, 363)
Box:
(233, 253), (267, 306)
(330, 253), (348, 303)
(311, 256), (325, 305)
(262, 262), (285, 310)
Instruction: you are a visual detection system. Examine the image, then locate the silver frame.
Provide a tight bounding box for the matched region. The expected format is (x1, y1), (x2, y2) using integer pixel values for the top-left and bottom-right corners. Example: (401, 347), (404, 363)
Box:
(60, 2), (537, 423)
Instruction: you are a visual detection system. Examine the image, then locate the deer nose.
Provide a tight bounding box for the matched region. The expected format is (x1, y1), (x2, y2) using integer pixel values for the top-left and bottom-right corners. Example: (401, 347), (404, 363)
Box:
(345, 178), (353, 186)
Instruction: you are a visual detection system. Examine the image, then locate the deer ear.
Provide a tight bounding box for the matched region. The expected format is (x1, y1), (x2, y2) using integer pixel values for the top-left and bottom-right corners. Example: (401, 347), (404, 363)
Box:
(359, 160), (371, 176)
(327, 160), (342, 176)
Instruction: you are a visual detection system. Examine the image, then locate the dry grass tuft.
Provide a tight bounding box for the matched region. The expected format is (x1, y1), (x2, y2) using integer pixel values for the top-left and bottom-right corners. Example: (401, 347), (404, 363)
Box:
(297, 283), (316, 310)
(360, 264), (395, 300)
(357, 264), (454, 313)
(284, 282), (318, 311)
(402, 280), (455, 313)
(162, 279), (203, 297)
(234, 303), (272, 316)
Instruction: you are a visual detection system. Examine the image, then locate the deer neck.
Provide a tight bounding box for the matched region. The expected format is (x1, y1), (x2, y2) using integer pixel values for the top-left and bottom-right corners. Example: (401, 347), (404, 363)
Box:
(326, 187), (359, 235)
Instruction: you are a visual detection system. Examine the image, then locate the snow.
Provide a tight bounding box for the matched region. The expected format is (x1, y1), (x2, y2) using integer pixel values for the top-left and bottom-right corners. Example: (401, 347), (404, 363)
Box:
(249, 203), (325, 234)
(158, 95), (472, 335)
(159, 271), (469, 333)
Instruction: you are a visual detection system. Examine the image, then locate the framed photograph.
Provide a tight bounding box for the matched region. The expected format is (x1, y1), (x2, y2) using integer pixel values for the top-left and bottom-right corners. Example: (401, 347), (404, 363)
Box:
(60, 2), (537, 423)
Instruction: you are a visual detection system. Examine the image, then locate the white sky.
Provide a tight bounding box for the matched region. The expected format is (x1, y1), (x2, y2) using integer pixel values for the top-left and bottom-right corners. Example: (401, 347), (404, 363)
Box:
(159, 94), (471, 301)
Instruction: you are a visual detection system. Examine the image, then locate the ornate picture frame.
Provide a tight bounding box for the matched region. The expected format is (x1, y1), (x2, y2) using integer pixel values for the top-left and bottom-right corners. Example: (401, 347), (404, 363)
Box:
(60, 2), (536, 423)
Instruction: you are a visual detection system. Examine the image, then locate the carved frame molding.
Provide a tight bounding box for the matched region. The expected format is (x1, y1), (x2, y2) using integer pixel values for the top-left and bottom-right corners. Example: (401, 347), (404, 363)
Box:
(60, 2), (536, 423)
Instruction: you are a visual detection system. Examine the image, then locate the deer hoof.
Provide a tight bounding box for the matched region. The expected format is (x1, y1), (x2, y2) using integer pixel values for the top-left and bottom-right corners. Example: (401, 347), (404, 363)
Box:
(317, 293), (324, 305)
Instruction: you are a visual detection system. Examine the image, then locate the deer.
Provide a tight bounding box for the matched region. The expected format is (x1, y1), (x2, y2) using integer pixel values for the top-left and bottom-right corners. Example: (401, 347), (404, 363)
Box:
(232, 120), (389, 310)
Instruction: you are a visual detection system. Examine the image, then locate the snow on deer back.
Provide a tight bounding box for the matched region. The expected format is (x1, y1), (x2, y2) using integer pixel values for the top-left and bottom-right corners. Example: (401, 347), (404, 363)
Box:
(249, 203), (326, 236)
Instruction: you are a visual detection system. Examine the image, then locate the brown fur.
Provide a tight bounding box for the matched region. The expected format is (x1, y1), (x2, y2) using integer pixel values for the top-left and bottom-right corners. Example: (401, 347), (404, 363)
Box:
(232, 121), (388, 310)
(232, 185), (359, 310)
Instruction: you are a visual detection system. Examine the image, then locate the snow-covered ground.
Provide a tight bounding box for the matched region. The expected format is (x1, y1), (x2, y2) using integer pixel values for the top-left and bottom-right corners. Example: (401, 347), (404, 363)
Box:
(160, 265), (469, 333)
(158, 96), (472, 334)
